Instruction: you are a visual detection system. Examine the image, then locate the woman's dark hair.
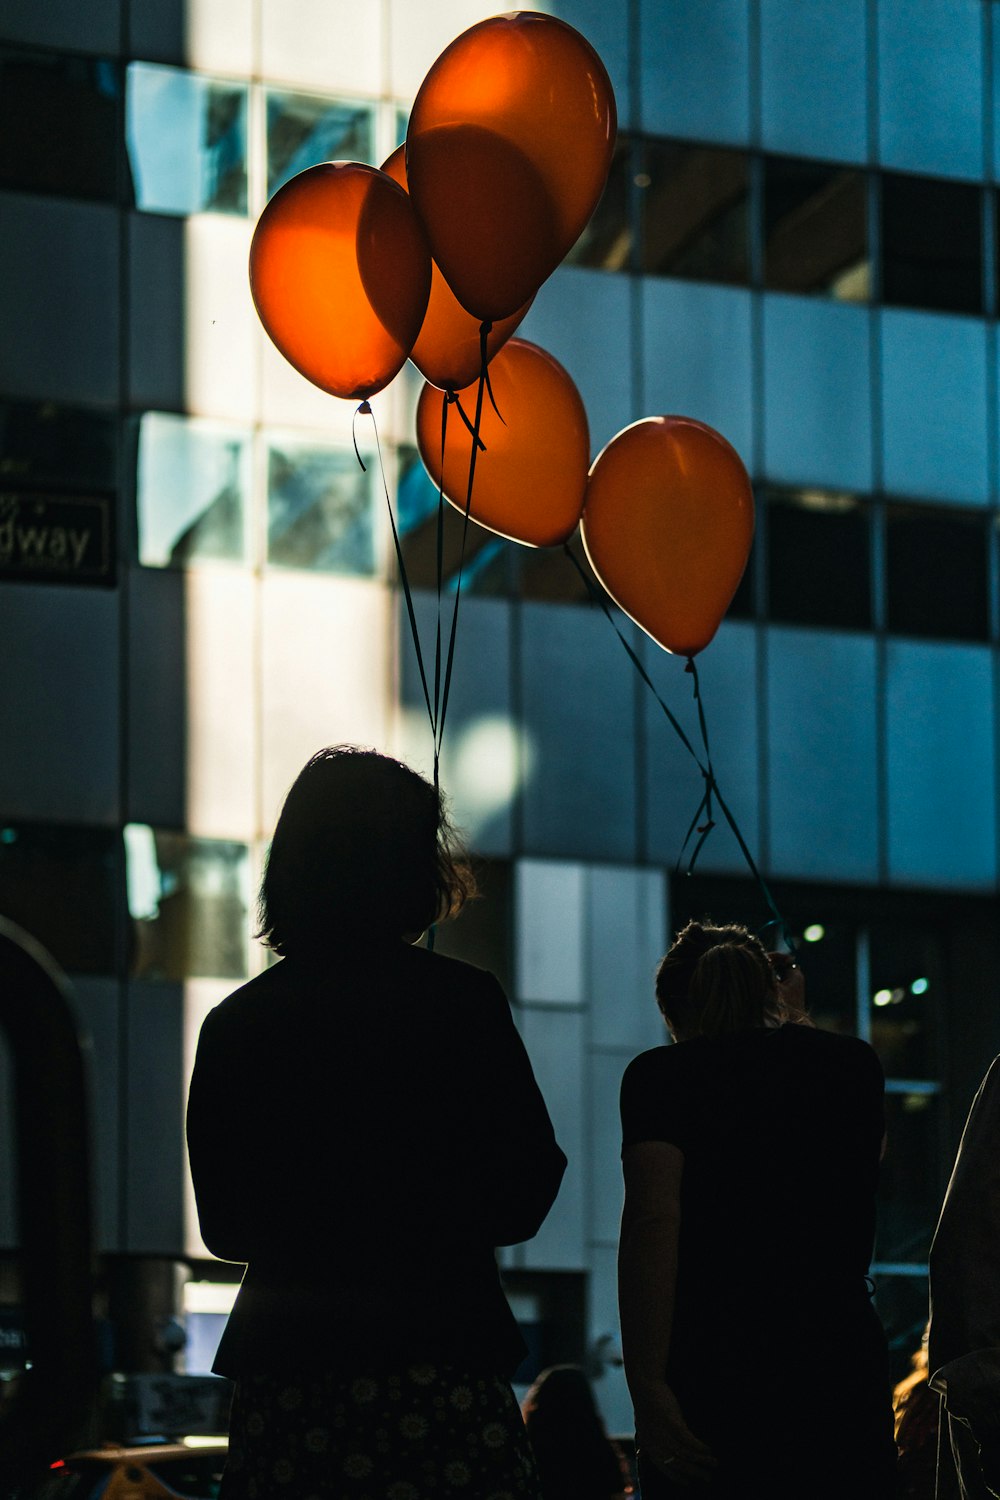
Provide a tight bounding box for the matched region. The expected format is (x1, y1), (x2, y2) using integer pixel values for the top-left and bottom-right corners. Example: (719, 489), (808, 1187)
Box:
(655, 919), (777, 1040)
(257, 746), (475, 953)
(521, 1365), (627, 1500)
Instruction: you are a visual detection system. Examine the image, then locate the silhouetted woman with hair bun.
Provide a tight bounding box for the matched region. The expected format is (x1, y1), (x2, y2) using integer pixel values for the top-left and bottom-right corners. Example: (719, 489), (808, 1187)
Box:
(618, 920), (896, 1499)
(187, 746), (566, 1500)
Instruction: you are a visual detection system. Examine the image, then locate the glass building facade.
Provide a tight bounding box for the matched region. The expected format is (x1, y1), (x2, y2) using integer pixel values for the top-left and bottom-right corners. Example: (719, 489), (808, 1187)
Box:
(2, 0), (1000, 1426)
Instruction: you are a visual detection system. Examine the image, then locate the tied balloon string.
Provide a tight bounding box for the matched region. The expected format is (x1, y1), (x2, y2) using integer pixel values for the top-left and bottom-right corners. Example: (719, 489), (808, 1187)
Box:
(561, 543), (704, 767)
(562, 542), (791, 945)
(436, 319), (492, 761)
(354, 400), (436, 767)
(682, 654), (791, 947)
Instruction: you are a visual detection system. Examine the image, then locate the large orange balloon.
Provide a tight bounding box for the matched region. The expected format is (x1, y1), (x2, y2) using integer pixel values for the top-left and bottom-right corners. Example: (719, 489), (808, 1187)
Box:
(381, 145), (532, 391)
(250, 162), (431, 400)
(416, 338), (589, 548)
(581, 418), (755, 657)
(406, 13), (617, 322)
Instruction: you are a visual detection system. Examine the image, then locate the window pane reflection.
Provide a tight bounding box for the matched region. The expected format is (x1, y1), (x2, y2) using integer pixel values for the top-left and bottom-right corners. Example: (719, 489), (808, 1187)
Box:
(137, 413), (248, 568)
(782, 918), (857, 1037)
(639, 141), (749, 284)
(885, 506), (988, 642)
(266, 91), (375, 198)
(267, 440), (375, 575)
(565, 135), (633, 272)
(125, 825), (249, 981)
(0, 822), (118, 975)
(881, 173), (983, 316)
(766, 489), (871, 629)
(763, 157), (869, 301)
(0, 400), (117, 492)
(876, 1091), (942, 1266)
(868, 922), (944, 1080)
(0, 47), (121, 203)
(126, 63), (247, 216)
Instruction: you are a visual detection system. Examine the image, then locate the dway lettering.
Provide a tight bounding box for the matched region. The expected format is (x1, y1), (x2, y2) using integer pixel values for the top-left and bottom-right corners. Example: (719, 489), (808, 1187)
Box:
(0, 508), (91, 571)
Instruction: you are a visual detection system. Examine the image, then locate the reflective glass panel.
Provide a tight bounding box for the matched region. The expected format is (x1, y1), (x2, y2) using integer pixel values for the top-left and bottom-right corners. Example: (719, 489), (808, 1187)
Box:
(778, 917), (857, 1037)
(885, 505), (988, 642)
(0, 47), (120, 202)
(0, 822), (119, 975)
(763, 157), (869, 300)
(876, 1090), (943, 1266)
(267, 440), (375, 575)
(266, 91), (375, 198)
(766, 488), (871, 629)
(564, 134), (633, 273)
(125, 825), (249, 981)
(136, 413), (249, 568)
(126, 64), (247, 216)
(867, 919), (945, 1081)
(880, 173), (983, 316)
(639, 140), (749, 284)
(0, 400), (117, 492)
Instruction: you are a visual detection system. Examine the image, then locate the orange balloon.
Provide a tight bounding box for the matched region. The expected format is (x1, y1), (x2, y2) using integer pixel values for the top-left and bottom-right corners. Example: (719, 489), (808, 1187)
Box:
(406, 13), (617, 322)
(416, 339), (589, 548)
(581, 418), (755, 657)
(250, 162), (431, 400)
(381, 145), (532, 390)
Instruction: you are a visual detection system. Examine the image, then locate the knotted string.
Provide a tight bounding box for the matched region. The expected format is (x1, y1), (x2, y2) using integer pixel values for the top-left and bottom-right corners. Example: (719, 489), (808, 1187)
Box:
(562, 543), (791, 946)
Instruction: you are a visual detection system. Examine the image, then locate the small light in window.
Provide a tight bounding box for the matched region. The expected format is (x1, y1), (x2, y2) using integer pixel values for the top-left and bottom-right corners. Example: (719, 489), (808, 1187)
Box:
(911, 977), (929, 996)
(873, 988), (893, 1007)
(803, 924), (825, 943)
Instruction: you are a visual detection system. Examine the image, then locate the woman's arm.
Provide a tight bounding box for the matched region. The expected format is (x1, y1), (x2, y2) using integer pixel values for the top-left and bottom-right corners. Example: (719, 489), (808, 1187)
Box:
(618, 1141), (716, 1486)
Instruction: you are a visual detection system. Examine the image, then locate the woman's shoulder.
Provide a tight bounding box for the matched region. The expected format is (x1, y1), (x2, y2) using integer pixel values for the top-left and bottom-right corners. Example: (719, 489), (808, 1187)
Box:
(621, 1042), (687, 1093)
(777, 1022), (884, 1083)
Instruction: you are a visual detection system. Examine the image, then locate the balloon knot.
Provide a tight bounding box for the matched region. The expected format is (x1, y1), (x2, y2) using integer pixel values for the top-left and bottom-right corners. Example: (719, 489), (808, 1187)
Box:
(358, 400), (372, 415)
(684, 659), (695, 673)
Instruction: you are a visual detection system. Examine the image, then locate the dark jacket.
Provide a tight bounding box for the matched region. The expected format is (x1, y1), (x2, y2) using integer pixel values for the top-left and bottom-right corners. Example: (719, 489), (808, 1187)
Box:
(186, 942), (566, 1379)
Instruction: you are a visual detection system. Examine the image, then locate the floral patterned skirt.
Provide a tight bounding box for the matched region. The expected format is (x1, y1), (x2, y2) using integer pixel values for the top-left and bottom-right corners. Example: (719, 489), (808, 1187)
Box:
(221, 1362), (542, 1500)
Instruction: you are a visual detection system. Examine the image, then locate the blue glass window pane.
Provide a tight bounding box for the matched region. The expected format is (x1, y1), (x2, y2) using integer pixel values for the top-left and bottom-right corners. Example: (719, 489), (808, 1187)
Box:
(640, 140), (749, 285)
(125, 824), (249, 980)
(881, 173), (983, 316)
(267, 441), (375, 575)
(137, 413), (249, 568)
(126, 63), (247, 216)
(266, 91), (375, 198)
(764, 157), (868, 301)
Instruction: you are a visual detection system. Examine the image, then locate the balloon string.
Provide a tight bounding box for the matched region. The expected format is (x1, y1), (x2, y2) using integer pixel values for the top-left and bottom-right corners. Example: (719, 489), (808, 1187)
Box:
(432, 397), (450, 790)
(436, 320), (492, 759)
(448, 391), (487, 449)
(355, 400), (435, 748)
(561, 543), (792, 947)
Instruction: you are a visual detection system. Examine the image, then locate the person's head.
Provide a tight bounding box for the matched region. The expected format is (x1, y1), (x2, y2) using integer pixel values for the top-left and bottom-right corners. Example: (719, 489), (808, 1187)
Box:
(257, 746), (474, 954)
(655, 919), (778, 1041)
(521, 1364), (607, 1443)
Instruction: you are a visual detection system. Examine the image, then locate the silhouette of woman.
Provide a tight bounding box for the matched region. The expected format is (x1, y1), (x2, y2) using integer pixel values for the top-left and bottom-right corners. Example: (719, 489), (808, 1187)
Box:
(618, 920), (895, 1500)
(521, 1364), (631, 1500)
(187, 746), (566, 1499)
